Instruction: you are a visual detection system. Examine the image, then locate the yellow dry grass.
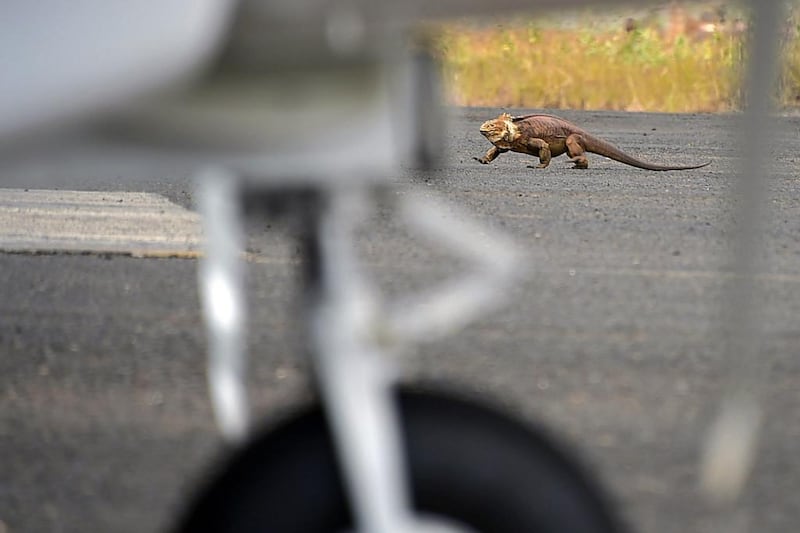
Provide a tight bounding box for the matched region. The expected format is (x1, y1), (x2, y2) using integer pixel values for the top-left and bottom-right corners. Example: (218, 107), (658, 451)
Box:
(431, 17), (800, 113)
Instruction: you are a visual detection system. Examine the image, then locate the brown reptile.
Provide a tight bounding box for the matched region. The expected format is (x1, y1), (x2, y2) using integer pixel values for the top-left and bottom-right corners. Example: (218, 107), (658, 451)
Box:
(475, 112), (711, 171)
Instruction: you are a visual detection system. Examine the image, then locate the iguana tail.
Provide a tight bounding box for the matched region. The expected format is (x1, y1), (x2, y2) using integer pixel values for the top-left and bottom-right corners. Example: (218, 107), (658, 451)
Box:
(583, 134), (711, 171)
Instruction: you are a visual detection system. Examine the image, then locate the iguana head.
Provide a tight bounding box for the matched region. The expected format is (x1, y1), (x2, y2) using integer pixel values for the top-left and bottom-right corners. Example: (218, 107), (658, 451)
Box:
(479, 112), (519, 148)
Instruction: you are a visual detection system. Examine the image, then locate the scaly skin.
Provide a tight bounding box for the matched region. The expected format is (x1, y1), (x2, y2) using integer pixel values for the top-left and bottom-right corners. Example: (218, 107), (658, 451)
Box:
(475, 112), (711, 171)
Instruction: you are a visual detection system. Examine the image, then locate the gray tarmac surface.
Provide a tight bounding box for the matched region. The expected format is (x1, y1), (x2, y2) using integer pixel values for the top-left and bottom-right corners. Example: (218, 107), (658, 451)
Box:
(3, 108), (800, 533)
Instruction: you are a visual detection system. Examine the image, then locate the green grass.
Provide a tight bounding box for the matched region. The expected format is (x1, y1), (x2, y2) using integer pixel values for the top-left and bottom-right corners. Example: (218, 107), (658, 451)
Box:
(429, 18), (790, 113)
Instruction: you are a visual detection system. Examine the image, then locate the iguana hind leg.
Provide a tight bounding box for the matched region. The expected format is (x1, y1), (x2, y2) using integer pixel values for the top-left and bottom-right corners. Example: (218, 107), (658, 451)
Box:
(474, 146), (506, 164)
(524, 138), (551, 169)
(566, 133), (589, 169)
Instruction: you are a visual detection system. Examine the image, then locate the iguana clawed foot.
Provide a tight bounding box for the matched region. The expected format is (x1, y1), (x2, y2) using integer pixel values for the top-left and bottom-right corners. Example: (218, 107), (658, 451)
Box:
(569, 157), (589, 169)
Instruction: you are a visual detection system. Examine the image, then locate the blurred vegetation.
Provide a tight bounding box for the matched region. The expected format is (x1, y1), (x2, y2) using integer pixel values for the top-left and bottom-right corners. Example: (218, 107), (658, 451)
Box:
(430, 4), (800, 113)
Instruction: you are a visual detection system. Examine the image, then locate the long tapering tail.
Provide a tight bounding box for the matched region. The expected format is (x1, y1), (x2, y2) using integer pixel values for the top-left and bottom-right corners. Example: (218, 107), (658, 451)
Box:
(584, 134), (710, 171)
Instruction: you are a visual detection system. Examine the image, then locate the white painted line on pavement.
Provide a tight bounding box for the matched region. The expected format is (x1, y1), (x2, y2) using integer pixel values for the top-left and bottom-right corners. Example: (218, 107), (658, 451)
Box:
(0, 188), (202, 257)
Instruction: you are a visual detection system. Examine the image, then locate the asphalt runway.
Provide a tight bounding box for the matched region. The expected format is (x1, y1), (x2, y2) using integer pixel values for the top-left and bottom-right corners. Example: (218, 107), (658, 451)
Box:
(3, 108), (800, 533)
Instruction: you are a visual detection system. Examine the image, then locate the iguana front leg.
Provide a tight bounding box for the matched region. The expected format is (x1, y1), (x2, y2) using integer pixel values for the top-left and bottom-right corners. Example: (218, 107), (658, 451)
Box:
(474, 146), (507, 164)
(525, 138), (551, 169)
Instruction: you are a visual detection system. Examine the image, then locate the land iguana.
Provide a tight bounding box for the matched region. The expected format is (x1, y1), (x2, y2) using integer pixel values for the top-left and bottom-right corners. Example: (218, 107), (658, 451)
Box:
(474, 112), (711, 171)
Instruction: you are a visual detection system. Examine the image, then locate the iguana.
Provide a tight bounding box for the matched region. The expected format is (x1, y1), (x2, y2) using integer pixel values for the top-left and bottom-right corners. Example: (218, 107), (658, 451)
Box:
(475, 112), (710, 171)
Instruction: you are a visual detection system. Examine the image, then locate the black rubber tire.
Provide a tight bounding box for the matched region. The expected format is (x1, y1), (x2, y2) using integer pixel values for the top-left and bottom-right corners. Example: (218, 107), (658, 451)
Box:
(173, 389), (626, 533)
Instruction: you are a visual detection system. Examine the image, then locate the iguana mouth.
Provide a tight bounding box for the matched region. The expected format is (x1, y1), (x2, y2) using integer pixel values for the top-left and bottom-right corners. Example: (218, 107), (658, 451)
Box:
(478, 120), (503, 143)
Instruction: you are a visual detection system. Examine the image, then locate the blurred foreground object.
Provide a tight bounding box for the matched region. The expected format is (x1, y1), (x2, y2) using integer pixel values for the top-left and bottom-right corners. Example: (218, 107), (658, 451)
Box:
(174, 2), (623, 532)
(0, 1), (234, 142)
(699, 0), (785, 506)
